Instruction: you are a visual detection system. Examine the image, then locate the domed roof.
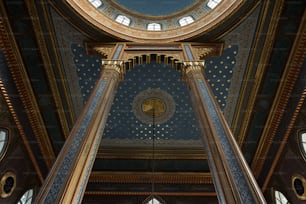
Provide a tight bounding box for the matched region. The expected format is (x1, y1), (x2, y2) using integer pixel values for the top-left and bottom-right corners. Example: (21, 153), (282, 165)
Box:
(67, 0), (244, 42)
(113, 0), (198, 16)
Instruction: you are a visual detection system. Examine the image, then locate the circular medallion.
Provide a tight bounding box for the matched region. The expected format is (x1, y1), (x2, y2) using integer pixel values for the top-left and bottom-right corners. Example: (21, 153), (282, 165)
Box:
(133, 89), (175, 124)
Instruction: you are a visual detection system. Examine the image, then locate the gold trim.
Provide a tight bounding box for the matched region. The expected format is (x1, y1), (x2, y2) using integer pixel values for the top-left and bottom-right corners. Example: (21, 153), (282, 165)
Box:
(0, 171), (16, 198)
(66, 0), (244, 43)
(0, 7), (44, 182)
(25, 1), (71, 138)
(0, 4), (55, 169)
(84, 191), (217, 196)
(97, 147), (207, 160)
(89, 171), (213, 184)
(233, 0), (284, 146)
(253, 9), (306, 179)
(292, 174), (306, 200)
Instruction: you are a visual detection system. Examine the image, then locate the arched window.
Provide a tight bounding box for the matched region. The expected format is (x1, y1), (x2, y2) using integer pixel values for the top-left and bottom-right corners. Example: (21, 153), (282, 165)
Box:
(178, 16), (194, 26)
(143, 195), (165, 204)
(17, 189), (34, 204)
(207, 0), (222, 9)
(0, 128), (8, 160)
(146, 197), (162, 204)
(300, 131), (306, 157)
(147, 23), (161, 31)
(274, 190), (290, 204)
(88, 0), (102, 8)
(115, 15), (131, 26)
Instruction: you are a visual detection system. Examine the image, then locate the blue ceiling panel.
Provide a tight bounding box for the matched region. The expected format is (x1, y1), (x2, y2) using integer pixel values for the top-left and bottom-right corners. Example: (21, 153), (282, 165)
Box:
(114, 0), (197, 16)
(103, 64), (200, 141)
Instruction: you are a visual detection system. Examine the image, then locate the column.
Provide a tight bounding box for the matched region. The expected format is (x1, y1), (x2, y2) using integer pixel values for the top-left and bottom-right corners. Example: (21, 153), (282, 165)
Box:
(182, 61), (266, 204)
(34, 60), (124, 204)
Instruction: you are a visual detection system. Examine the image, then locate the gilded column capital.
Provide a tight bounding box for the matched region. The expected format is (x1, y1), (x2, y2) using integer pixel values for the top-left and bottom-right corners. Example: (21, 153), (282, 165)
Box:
(182, 61), (205, 82)
(182, 61), (205, 73)
(102, 60), (125, 80)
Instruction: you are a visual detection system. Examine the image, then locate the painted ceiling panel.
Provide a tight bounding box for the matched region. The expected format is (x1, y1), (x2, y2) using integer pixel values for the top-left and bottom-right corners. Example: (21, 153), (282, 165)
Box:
(104, 64), (200, 141)
(71, 43), (237, 144)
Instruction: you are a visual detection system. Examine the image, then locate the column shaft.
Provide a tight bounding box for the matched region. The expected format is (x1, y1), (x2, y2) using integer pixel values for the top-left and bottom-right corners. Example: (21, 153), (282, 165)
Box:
(183, 62), (266, 204)
(35, 62), (124, 204)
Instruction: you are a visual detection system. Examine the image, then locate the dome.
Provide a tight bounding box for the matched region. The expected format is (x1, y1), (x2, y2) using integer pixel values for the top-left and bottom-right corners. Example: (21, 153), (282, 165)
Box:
(66, 0), (244, 42)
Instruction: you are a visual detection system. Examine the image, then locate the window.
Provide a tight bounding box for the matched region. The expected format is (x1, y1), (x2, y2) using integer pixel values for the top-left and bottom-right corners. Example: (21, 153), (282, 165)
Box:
(179, 16), (194, 26)
(88, 0), (102, 8)
(274, 190), (290, 204)
(115, 15), (131, 26)
(146, 197), (162, 204)
(0, 128), (8, 160)
(17, 189), (34, 204)
(147, 23), (161, 31)
(300, 132), (306, 156)
(207, 0), (222, 9)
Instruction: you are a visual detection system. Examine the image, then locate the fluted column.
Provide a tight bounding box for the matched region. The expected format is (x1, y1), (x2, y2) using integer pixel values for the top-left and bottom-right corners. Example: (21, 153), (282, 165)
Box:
(182, 61), (266, 204)
(35, 60), (124, 204)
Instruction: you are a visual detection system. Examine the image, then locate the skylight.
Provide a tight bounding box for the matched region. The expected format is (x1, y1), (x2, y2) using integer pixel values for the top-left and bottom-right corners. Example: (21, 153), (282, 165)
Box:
(179, 16), (194, 26)
(207, 0), (222, 9)
(88, 0), (102, 8)
(115, 15), (131, 26)
(147, 23), (161, 31)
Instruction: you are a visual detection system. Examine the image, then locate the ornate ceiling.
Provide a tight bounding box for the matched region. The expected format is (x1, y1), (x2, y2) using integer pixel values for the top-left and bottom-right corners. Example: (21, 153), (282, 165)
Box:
(0, 0), (305, 203)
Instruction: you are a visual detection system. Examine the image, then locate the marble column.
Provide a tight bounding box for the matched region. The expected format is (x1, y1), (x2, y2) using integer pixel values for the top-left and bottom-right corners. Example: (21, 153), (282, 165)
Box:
(35, 60), (124, 204)
(182, 61), (266, 204)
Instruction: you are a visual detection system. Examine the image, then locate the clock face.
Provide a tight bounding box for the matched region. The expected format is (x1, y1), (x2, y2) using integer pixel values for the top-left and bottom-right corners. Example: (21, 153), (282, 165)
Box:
(141, 98), (166, 118)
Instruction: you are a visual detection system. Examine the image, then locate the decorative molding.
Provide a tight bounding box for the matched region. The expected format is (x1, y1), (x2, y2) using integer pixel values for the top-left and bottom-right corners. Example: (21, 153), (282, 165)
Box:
(25, 1), (70, 138)
(84, 191), (217, 196)
(89, 171), (213, 184)
(97, 147), (207, 160)
(94, 47), (114, 59)
(252, 11), (306, 179)
(66, 0), (244, 43)
(0, 7), (44, 182)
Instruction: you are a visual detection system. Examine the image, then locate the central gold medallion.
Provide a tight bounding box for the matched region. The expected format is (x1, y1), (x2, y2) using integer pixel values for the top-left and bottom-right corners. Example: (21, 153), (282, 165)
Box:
(133, 89), (175, 124)
(141, 98), (166, 117)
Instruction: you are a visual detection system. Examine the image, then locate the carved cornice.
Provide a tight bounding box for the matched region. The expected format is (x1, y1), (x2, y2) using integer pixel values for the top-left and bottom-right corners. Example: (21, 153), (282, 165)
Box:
(252, 18), (306, 178)
(26, 0), (71, 137)
(0, 5), (55, 170)
(191, 43), (223, 60)
(97, 147), (207, 160)
(261, 16), (306, 190)
(89, 171), (213, 184)
(0, 13), (44, 182)
(85, 191), (217, 196)
(94, 47), (114, 59)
